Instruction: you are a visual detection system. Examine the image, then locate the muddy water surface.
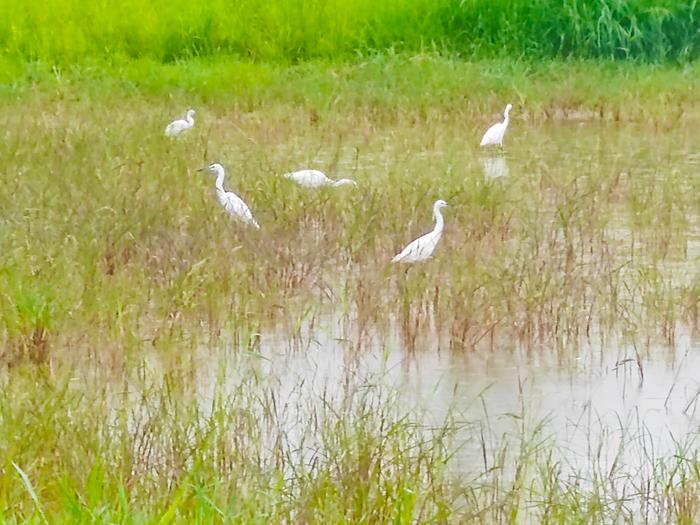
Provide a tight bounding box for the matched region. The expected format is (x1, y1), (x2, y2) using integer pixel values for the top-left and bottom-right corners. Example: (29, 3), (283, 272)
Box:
(138, 120), (700, 479)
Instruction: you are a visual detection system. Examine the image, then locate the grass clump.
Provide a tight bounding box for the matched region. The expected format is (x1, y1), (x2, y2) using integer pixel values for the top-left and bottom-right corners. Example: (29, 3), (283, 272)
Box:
(0, 271), (55, 364)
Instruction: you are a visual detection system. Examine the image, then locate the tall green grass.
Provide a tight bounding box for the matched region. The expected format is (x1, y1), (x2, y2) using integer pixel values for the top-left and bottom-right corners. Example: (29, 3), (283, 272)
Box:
(1, 0), (699, 64)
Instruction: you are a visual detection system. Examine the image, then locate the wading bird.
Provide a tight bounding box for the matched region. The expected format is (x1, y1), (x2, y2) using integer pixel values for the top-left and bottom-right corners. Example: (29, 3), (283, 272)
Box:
(165, 109), (195, 137)
(282, 169), (357, 189)
(199, 163), (260, 229)
(480, 104), (512, 148)
(392, 199), (448, 263)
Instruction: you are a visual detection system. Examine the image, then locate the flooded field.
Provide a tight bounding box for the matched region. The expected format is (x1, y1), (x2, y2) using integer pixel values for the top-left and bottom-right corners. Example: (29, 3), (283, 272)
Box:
(3, 99), (700, 521)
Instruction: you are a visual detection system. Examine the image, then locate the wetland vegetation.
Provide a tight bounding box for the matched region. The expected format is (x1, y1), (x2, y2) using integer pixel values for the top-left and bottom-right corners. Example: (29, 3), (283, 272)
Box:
(3, 1), (700, 523)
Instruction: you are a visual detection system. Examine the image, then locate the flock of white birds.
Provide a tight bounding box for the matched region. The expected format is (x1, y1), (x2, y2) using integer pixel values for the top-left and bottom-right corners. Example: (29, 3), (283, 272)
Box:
(164, 103), (513, 264)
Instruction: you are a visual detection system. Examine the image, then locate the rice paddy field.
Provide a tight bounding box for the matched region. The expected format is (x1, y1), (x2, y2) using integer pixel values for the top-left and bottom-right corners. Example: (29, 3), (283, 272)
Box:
(3, 1), (700, 523)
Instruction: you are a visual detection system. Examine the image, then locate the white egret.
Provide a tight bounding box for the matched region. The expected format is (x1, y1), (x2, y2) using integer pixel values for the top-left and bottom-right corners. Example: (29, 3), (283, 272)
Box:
(165, 109), (195, 137)
(283, 169), (357, 189)
(199, 163), (260, 229)
(392, 200), (448, 263)
(480, 104), (512, 148)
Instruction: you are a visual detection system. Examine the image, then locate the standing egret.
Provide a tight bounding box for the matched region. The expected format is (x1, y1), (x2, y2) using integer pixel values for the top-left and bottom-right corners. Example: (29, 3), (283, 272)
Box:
(165, 109), (195, 137)
(480, 104), (512, 148)
(199, 163), (260, 229)
(392, 200), (448, 263)
(283, 169), (357, 189)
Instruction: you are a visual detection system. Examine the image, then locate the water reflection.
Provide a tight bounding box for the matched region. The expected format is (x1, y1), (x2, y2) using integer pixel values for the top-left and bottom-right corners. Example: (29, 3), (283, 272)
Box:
(481, 155), (509, 179)
(178, 314), (700, 481)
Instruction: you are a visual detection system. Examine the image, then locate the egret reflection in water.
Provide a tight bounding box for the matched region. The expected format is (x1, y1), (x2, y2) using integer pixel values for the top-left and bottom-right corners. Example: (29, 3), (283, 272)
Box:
(481, 155), (509, 179)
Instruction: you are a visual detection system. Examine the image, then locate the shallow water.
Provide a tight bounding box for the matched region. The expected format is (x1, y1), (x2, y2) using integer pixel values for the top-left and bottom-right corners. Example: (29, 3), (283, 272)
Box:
(184, 316), (700, 480)
(192, 120), (700, 478)
(67, 120), (700, 482)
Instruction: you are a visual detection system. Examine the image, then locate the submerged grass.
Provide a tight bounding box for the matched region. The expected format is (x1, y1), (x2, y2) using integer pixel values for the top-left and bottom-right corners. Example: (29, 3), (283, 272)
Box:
(0, 367), (461, 523)
(2, 362), (700, 523)
(1, 0), (699, 63)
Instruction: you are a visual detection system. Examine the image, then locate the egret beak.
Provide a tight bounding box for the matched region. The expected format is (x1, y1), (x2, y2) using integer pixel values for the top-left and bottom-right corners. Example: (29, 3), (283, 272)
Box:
(196, 167), (205, 172)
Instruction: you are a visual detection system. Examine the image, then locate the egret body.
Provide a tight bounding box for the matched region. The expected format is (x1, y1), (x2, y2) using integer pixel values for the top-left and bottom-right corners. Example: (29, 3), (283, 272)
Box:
(392, 200), (448, 263)
(283, 169), (357, 189)
(480, 104), (512, 147)
(165, 109), (195, 137)
(200, 163), (260, 229)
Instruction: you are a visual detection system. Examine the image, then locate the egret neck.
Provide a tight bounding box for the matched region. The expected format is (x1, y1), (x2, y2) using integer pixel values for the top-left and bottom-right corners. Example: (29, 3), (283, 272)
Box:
(212, 166), (226, 192)
(332, 178), (357, 187)
(433, 202), (445, 235)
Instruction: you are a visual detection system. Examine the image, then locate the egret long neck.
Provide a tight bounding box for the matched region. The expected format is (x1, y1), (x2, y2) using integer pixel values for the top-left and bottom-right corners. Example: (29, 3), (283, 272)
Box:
(215, 170), (225, 191)
(433, 207), (445, 234)
(503, 107), (511, 127)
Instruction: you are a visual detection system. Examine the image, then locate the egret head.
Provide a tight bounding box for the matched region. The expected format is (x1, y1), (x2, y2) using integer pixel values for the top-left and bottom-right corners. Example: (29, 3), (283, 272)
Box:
(198, 163), (224, 176)
(333, 178), (358, 187)
(504, 103), (513, 114)
(434, 199), (449, 209)
(186, 108), (196, 119)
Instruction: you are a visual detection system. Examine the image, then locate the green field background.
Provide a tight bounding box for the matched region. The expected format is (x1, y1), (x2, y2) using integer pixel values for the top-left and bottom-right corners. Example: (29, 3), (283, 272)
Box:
(1, 0), (699, 64)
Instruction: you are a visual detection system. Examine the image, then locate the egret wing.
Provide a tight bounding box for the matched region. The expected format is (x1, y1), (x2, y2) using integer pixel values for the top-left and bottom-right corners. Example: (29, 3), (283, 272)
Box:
(480, 122), (503, 146)
(165, 119), (186, 136)
(392, 232), (437, 263)
(284, 170), (328, 188)
(223, 192), (260, 229)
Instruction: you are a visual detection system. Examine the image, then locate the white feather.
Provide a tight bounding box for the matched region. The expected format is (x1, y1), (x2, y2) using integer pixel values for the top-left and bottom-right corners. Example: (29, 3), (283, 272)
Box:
(203, 163), (260, 229)
(165, 109), (195, 137)
(283, 169), (357, 188)
(217, 189), (260, 229)
(392, 200), (448, 264)
(480, 104), (512, 147)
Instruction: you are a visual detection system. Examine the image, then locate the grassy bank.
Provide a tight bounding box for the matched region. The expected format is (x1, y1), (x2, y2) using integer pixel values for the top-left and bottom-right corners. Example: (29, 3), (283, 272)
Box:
(2, 56), (700, 123)
(1, 0), (699, 63)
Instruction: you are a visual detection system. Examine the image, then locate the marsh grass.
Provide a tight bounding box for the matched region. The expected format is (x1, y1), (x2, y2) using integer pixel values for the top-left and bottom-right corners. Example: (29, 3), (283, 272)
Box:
(3, 57), (700, 522)
(2, 69), (700, 358)
(0, 360), (481, 523)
